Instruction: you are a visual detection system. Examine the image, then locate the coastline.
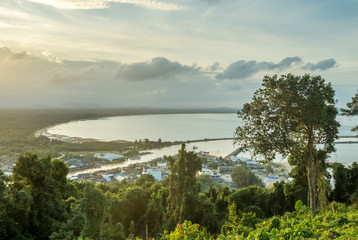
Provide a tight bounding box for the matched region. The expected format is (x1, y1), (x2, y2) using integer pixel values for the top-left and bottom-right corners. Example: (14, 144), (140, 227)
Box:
(35, 123), (129, 143)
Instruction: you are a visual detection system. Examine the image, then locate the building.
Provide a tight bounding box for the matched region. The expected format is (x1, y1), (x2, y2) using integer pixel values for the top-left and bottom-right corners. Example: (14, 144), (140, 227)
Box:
(142, 168), (162, 181)
(94, 153), (125, 162)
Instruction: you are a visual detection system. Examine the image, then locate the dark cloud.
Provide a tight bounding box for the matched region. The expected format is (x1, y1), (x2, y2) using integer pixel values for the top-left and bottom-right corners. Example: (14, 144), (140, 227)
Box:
(117, 57), (199, 81)
(7, 51), (28, 60)
(216, 56), (302, 80)
(302, 58), (336, 71)
(0, 48), (33, 62)
(0, 47), (12, 59)
(210, 62), (220, 71)
(278, 56), (303, 68)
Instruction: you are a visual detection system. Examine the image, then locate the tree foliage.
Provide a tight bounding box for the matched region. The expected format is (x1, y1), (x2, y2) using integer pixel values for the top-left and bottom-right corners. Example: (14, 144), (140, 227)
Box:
(341, 89), (358, 134)
(330, 162), (358, 204)
(164, 200), (358, 239)
(230, 165), (264, 188)
(165, 144), (202, 226)
(1, 148), (357, 239)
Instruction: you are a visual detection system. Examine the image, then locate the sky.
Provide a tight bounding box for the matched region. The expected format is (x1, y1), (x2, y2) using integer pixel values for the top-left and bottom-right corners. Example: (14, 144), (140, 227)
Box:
(0, 0), (357, 109)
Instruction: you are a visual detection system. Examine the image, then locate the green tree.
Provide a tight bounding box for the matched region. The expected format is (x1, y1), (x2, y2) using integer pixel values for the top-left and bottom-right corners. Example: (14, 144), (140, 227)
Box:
(161, 220), (211, 240)
(165, 144), (202, 226)
(348, 162), (358, 199)
(231, 165), (264, 188)
(331, 163), (349, 203)
(235, 74), (340, 209)
(229, 186), (269, 217)
(0, 170), (6, 199)
(80, 184), (107, 240)
(11, 154), (70, 239)
(143, 190), (166, 238)
(330, 162), (358, 204)
(0, 170), (9, 237)
(122, 186), (148, 234)
(341, 90), (358, 134)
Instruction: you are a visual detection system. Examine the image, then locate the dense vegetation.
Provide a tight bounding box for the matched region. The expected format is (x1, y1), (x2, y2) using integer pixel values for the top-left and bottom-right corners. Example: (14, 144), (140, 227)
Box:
(230, 165), (264, 188)
(164, 201), (358, 239)
(1, 149), (358, 239)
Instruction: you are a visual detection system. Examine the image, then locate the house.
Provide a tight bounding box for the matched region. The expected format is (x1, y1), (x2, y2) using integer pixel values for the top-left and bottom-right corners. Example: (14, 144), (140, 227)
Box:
(218, 166), (234, 173)
(101, 174), (114, 182)
(114, 173), (127, 182)
(142, 169), (162, 181)
(264, 174), (285, 188)
(246, 160), (261, 169)
(94, 153), (125, 162)
(157, 162), (167, 168)
(198, 168), (221, 180)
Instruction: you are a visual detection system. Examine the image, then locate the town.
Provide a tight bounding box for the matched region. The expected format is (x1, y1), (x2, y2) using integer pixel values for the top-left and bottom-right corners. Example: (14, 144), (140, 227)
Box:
(46, 147), (293, 189)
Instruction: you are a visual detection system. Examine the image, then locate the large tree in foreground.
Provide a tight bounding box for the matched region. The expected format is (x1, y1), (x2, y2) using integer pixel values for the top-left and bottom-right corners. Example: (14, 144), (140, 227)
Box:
(235, 74), (340, 210)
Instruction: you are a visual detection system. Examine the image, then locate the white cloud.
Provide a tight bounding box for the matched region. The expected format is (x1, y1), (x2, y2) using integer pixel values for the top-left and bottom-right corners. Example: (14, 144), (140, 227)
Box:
(41, 51), (63, 63)
(28, 0), (186, 11)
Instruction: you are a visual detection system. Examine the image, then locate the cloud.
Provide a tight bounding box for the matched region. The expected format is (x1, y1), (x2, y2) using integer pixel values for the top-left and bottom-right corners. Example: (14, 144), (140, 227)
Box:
(1, 49), (34, 63)
(216, 56), (302, 80)
(50, 60), (120, 85)
(302, 58), (336, 71)
(0, 47), (342, 109)
(117, 57), (200, 81)
(278, 56), (303, 68)
(0, 47), (119, 87)
(28, 0), (186, 11)
(0, 47), (200, 86)
(210, 62), (220, 71)
(41, 51), (63, 63)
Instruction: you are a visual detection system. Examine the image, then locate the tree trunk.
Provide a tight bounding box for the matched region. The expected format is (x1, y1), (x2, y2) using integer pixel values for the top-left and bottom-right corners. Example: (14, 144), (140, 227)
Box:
(307, 132), (317, 210)
(177, 144), (186, 224)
